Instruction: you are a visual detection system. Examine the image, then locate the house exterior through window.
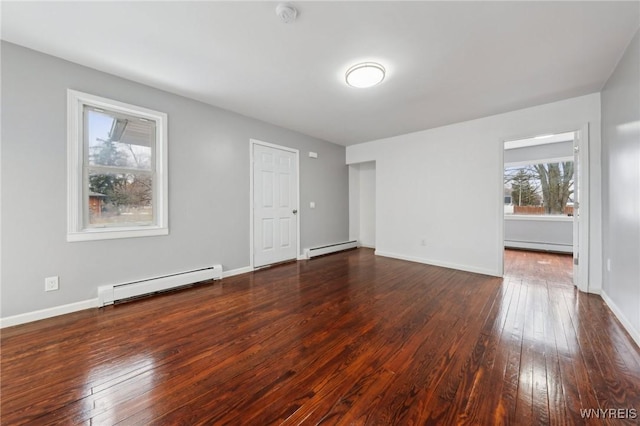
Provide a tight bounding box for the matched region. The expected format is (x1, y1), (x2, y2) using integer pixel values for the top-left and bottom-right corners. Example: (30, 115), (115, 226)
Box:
(67, 90), (168, 241)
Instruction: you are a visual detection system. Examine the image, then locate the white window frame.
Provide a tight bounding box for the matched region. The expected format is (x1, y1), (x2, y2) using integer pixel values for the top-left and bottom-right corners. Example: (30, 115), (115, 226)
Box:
(504, 157), (575, 218)
(67, 89), (168, 242)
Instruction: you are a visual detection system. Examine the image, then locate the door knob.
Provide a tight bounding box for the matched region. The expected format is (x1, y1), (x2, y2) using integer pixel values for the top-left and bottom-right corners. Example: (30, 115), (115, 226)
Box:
(292, 209), (298, 214)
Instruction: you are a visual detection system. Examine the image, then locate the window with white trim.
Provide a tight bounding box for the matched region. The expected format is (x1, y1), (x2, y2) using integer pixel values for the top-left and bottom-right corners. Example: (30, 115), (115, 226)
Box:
(67, 90), (168, 241)
(504, 162), (574, 216)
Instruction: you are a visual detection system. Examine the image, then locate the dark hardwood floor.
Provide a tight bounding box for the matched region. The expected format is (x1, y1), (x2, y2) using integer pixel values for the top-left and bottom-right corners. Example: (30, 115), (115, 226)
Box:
(504, 248), (574, 285)
(2, 248), (639, 425)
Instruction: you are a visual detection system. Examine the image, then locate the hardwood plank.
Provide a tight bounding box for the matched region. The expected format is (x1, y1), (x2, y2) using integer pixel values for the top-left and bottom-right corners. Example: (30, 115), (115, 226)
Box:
(516, 281), (535, 424)
(531, 283), (550, 426)
(500, 277), (528, 425)
(540, 280), (569, 426)
(549, 284), (592, 424)
(473, 278), (521, 425)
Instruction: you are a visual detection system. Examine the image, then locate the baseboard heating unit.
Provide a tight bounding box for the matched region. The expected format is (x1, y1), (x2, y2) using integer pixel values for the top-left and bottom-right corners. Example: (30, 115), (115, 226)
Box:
(97, 265), (223, 306)
(305, 240), (358, 259)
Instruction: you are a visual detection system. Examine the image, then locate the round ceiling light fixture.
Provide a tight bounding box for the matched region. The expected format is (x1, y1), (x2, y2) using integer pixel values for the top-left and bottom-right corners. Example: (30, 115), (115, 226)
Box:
(345, 62), (386, 88)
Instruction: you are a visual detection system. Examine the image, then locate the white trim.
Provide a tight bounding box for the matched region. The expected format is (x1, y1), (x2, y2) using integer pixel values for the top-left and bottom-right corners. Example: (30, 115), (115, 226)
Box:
(0, 298), (100, 328)
(68, 226), (169, 242)
(601, 291), (640, 348)
(505, 215), (573, 222)
(576, 124), (590, 293)
(375, 250), (501, 277)
(497, 135), (506, 277)
(249, 139), (300, 269)
(222, 266), (253, 278)
(66, 89), (169, 242)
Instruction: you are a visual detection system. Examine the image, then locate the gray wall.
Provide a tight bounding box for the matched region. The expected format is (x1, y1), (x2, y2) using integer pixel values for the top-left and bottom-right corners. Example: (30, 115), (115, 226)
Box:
(504, 140), (573, 165)
(504, 218), (572, 253)
(601, 29), (640, 339)
(1, 42), (349, 318)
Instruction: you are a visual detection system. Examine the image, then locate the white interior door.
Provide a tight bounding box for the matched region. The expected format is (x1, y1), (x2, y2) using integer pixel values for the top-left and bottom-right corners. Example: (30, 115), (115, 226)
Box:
(253, 143), (298, 268)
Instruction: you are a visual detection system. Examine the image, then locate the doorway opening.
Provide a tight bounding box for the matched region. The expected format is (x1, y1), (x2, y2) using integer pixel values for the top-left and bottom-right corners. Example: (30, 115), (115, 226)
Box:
(348, 161), (376, 249)
(502, 129), (588, 290)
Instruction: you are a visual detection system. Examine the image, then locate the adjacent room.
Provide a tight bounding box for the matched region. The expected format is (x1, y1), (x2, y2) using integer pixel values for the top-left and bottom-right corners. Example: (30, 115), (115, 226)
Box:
(2, 1), (639, 424)
(503, 132), (578, 287)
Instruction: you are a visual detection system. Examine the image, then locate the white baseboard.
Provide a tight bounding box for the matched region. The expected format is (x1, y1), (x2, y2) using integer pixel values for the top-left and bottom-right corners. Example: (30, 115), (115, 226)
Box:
(223, 266), (253, 278)
(1, 266), (255, 329)
(0, 298), (99, 329)
(374, 250), (501, 277)
(601, 290), (640, 348)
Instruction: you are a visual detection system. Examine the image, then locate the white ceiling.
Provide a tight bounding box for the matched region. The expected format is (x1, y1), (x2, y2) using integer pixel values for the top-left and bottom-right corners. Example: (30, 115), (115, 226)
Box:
(2, 1), (639, 146)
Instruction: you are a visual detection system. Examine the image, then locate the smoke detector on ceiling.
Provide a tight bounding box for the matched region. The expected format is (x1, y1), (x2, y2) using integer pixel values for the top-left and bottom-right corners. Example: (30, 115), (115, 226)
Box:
(276, 3), (297, 24)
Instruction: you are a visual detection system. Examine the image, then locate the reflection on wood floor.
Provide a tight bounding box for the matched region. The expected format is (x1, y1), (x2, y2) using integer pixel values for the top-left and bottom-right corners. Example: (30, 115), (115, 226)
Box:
(504, 248), (574, 285)
(2, 248), (639, 424)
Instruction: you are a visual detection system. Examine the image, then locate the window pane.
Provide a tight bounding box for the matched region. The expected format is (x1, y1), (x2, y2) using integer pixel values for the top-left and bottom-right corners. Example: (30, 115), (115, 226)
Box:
(85, 108), (154, 171)
(87, 170), (154, 226)
(504, 162), (574, 216)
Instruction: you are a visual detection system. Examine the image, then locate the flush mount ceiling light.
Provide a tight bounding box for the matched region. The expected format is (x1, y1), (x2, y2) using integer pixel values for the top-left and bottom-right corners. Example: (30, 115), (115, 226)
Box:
(345, 62), (386, 88)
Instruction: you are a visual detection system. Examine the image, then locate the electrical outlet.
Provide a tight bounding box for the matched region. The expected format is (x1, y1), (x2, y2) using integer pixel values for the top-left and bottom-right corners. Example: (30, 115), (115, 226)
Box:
(607, 258), (611, 272)
(45, 276), (59, 292)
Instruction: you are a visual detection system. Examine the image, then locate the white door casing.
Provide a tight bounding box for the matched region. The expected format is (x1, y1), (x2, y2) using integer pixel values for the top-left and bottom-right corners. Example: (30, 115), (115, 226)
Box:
(575, 124), (590, 293)
(251, 141), (299, 268)
(573, 131), (580, 288)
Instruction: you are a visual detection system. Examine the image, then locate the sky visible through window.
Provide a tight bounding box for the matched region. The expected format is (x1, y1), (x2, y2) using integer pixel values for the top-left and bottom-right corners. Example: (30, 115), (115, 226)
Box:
(85, 109), (154, 226)
(87, 110), (151, 170)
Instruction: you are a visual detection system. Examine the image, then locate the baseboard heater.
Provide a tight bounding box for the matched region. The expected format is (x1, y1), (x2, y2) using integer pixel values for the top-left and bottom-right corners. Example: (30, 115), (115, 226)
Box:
(97, 265), (223, 306)
(305, 240), (358, 259)
(505, 240), (572, 254)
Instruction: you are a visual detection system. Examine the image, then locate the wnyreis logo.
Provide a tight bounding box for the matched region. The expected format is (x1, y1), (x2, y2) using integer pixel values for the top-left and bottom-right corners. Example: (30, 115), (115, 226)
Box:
(580, 408), (638, 419)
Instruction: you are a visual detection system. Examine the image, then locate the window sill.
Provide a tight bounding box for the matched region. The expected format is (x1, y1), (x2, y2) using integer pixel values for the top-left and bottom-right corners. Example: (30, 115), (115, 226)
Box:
(504, 215), (573, 222)
(67, 226), (169, 242)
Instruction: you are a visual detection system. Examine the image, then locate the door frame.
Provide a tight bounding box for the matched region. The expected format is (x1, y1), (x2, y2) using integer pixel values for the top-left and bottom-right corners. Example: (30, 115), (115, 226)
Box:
(499, 123), (590, 293)
(249, 138), (300, 269)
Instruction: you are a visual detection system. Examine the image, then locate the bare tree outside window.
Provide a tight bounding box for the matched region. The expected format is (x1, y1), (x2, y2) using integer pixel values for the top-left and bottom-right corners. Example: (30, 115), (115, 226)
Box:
(504, 162), (574, 216)
(86, 108), (155, 226)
